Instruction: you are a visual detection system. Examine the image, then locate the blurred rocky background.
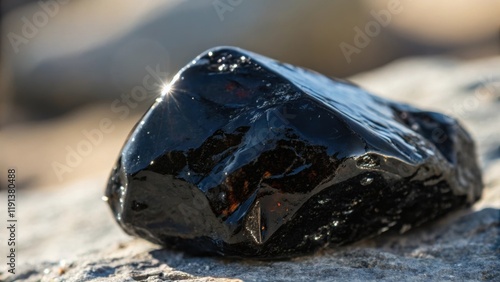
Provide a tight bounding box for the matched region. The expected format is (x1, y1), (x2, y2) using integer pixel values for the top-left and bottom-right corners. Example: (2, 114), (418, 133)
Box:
(0, 0), (499, 281)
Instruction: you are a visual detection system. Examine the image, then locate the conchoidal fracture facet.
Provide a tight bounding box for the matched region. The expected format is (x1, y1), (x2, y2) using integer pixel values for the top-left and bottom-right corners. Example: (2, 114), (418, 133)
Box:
(105, 47), (482, 258)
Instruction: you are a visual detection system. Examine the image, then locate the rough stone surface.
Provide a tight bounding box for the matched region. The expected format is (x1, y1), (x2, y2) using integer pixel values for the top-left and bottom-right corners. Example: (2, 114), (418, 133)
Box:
(2, 55), (499, 281)
(106, 47), (482, 258)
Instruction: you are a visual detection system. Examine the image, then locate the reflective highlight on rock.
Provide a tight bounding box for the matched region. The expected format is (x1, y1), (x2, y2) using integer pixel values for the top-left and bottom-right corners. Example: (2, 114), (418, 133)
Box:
(105, 47), (482, 258)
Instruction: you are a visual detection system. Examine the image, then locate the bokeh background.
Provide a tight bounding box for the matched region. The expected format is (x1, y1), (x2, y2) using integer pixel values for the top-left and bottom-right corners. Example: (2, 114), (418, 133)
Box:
(1, 0), (499, 273)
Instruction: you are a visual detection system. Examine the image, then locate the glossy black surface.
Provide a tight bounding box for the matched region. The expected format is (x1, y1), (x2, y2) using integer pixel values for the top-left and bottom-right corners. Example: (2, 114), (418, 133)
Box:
(105, 47), (482, 258)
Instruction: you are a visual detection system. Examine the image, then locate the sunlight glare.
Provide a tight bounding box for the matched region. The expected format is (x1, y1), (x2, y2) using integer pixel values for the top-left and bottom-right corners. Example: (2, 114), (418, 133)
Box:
(161, 81), (173, 96)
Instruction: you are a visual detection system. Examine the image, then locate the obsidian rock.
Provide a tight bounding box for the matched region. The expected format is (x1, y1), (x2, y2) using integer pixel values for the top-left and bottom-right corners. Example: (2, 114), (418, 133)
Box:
(105, 47), (482, 258)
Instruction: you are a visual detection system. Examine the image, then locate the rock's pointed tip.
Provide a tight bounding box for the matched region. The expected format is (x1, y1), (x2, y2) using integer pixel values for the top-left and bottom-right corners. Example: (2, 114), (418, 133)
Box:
(196, 46), (266, 64)
(201, 46), (249, 55)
